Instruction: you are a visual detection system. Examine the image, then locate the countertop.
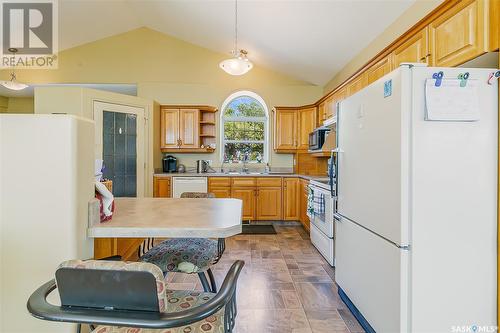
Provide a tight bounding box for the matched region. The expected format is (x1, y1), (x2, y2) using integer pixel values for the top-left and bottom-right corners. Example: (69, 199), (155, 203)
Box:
(88, 198), (242, 238)
(154, 172), (328, 182)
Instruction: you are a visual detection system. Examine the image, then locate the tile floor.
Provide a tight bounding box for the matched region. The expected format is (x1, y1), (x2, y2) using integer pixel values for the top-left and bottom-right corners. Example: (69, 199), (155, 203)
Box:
(164, 225), (365, 333)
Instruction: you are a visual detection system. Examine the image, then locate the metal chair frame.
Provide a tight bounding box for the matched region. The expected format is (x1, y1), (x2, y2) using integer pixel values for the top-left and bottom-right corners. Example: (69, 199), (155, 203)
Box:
(27, 261), (244, 333)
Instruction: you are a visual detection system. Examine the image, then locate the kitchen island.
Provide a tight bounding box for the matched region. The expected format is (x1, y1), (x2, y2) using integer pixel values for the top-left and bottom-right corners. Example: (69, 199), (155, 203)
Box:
(89, 197), (242, 259)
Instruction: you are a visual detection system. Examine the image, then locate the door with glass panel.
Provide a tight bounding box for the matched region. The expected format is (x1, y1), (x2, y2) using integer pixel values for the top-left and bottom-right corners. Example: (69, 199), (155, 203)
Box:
(94, 101), (145, 197)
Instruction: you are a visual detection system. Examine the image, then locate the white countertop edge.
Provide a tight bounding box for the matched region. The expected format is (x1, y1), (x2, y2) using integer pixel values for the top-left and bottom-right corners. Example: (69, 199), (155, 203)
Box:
(87, 224), (243, 239)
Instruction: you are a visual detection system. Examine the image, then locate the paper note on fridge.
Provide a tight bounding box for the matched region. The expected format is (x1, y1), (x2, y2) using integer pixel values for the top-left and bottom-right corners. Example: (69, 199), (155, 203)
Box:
(425, 79), (480, 121)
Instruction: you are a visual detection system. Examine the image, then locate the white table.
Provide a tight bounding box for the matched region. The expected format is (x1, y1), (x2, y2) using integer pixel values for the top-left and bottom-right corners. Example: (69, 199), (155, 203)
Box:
(89, 198), (242, 258)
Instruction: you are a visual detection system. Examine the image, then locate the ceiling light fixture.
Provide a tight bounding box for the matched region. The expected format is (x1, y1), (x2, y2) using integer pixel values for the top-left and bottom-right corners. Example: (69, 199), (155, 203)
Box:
(219, 0), (253, 76)
(1, 48), (28, 91)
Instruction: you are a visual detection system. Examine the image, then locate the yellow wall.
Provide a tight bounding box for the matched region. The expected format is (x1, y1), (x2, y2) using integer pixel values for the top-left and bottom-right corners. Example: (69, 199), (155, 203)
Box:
(323, 0), (443, 94)
(1, 27), (322, 169)
(35, 86), (155, 196)
(0, 96), (35, 113)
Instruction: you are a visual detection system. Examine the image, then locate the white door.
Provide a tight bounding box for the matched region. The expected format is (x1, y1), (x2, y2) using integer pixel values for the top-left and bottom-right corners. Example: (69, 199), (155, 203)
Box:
(94, 101), (146, 197)
(336, 66), (411, 246)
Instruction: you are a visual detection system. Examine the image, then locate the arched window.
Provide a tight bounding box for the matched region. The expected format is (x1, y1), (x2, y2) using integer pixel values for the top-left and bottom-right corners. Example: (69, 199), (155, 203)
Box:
(221, 91), (269, 164)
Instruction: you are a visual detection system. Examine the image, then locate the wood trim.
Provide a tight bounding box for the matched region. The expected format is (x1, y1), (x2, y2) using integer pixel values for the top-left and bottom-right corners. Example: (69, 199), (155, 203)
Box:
(160, 147), (215, 153)
(160, 105), (217, 112)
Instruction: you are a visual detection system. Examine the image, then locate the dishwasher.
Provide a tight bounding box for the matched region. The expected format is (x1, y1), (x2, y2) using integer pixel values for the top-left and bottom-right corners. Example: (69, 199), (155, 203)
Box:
(172, 177), (208, 198)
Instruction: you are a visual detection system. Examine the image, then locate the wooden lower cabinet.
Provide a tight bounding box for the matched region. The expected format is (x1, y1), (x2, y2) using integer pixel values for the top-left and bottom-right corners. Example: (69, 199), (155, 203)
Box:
(299, 179), (310, 232)
(153, 176), (171, 197)
(231, 187), (256, 220)
(256, 187), (282, 220)
(283, 178), (300, 220)
(210, 187), (231, 198)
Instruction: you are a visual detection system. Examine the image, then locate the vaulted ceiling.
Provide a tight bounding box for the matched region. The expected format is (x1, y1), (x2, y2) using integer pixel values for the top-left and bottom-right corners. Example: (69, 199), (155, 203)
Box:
(59, 0), (416, 86)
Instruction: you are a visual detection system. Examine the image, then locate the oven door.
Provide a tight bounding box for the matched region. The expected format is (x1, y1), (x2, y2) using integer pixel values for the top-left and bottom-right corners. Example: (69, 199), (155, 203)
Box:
(310, 186), (334, 238)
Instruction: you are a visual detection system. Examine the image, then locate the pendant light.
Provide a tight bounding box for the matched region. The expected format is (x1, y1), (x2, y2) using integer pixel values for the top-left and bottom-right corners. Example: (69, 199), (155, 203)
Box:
(219, 0), (253, 76)
(1, 48), (28, 91)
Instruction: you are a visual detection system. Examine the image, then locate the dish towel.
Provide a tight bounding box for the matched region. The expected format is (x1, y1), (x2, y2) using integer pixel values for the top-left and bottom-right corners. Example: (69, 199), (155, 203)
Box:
(313, 191), (325, 216)
(95, 181), (114, 221)
(307, 187), (315, 219)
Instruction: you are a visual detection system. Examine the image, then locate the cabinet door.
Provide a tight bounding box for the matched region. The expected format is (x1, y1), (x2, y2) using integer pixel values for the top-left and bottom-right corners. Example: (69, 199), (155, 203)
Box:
(392, 28), (429, 66)
(318, 102), (327, 124)
(346, 73), (368, 97)
(366, 55), (393, 84)
(231, 187), (256, 220)
(153, 177), (171, 197)
(256, 187), (282, 220)
(429, 0), (487, 67)
(283, 178), (300, 221)
(210, 187), (231, 198)
(299, 179), (310, 231)
(274, 109), (297, 151)
(179, 109), (199, 148)
(298, 107), (317, 150)
(324, 97), (334, 120)
(160, 109), (179, 149)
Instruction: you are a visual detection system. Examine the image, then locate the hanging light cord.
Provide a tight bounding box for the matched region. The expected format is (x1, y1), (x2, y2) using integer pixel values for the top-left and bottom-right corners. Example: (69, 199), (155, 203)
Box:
(234, 0), (238, 55)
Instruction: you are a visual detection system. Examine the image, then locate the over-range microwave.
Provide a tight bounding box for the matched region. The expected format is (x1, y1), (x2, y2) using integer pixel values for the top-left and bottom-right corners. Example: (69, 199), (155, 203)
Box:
(309, 127), (330, 151)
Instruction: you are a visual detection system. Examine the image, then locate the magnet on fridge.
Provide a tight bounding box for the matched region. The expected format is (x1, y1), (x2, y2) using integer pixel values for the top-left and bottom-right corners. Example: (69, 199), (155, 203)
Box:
(432, 71), (444, 87)
(487, 70), (500, 85)
(458, 72), (469, 87)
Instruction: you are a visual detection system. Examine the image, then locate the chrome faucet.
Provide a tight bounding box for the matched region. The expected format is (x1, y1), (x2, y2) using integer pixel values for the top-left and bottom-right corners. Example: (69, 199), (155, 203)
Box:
(242, 154), (249, 173)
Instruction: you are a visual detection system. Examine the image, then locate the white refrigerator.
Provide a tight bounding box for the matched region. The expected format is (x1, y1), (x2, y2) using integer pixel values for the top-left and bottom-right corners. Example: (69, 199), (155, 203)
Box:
(0, 115), (95, 332)
(334, 64), (497, 332)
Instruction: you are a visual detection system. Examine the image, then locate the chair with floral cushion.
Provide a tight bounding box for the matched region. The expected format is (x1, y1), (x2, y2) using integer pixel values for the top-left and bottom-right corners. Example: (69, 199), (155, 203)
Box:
(139, 192), (225, 293)
(27, 259), (244, 333)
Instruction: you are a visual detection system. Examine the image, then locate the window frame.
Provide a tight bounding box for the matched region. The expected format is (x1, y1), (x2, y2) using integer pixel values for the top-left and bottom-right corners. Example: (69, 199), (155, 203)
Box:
(220, 90), (269, 164)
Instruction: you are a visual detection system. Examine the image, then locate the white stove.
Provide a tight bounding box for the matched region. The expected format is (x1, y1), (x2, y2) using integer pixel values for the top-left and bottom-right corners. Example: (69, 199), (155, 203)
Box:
(308, 178), (336, 266)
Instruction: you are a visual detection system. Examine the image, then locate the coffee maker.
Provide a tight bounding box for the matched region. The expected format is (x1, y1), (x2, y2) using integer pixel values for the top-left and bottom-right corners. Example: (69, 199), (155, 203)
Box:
(162, 155), (177, 173)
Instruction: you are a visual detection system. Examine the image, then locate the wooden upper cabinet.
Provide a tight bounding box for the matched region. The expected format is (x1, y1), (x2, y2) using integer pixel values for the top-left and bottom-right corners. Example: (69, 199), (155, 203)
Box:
(489, 0), (499, 50)
(256, 187), (282, 220)
(298, 107), (316, 150)
(392, 28), (430, 67)
(160, 109), (180, 148)
(346, 73), (368, 97)
(179, 109), (199, 148)
(318, 102), (327, 124)
(324, 96), (334, 120)
(283, 178), (300, 221)
(429, 0), (487, 67)
(274, 108), (298, 151)
(366, 55), (393, 84)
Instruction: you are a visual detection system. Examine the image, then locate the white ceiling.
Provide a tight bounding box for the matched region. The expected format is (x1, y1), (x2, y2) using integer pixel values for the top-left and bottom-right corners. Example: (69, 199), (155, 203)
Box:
(59, 0), (416, 86)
